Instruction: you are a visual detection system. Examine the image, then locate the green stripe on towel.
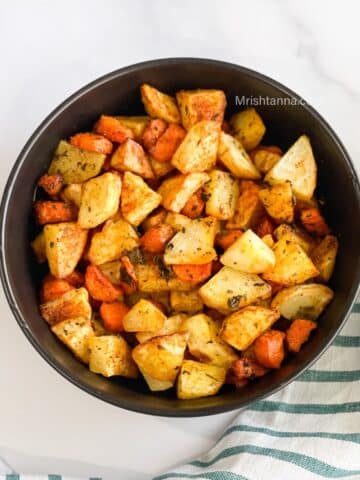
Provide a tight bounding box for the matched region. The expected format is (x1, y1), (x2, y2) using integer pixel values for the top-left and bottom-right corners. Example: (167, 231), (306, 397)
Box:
(250, 401), (360, 414)
(298, 370), (360, 382)
(154, 471), (248, 480)
(333, 336), (360, 347)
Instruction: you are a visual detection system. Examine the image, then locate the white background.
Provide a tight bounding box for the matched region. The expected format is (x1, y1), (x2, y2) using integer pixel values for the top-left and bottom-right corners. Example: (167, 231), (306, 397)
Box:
(0, 1), (359, 479)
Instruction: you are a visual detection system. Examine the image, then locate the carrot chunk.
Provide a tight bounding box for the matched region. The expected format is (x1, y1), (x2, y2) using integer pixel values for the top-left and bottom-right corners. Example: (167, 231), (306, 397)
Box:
(41, 276), (74, 302)
(64, 270), (84, 288)
(99, 301), (130, 333)
(215, 230), (243, 250)
(149, 124), (186, 163)
(286, 318), (317, 353)
(94, 115), (134, 143)
(141, 118), (168, 150)
(85, 264), (123, 302)
(254, 330), (286, 369)
(140, 224), (174, 253)
(70, 132), (113, 154)
(256, 215), (275, 238)
(173, 262), (212, 283)
(37, 174), (63, 196)
(34, 201), (77, 225)
(232, 357), (268, 380)
(181, 190), (205, 219)
(300, 208), (330, 236)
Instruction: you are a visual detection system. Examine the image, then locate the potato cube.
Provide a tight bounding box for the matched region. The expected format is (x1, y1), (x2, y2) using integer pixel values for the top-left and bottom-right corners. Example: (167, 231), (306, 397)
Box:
(89, 335), (138, 378)
(259, 181), (294, 224)
(141, 373), (174, 392)
(165, 212), (192, 232)
(140, 84), (180, 123)
(229, 108), (266, 150)
(273, 224), (316, 254)
(310, 235), (338, 282)
(150, 157), (175, 178)
(115, 116), (150, 141)
(121, 172), (162, 226)
(78, 172), (121, 228)
(199, 266), (271, 314)
(218, 132), (261, 179)
(170, 290), (203, 314)
(220, 229), (275, 273)
(61, 183), (83, 207)
(226, 181), (264, 230)
(48, 140), (106, 184)
(134, 263), (169, 293)
(249, 145), (282, 174)
(31, 231), (46, 263)
(158, 173), (209, 212)
(204, 170), (240, 220)
(177, 360), (226, 399)
(172, 120), (220, 173)
(136, 313), (186, 343)
(44, 222), (88, 278)
(123, 298), (166, 332)
(40, 287), (92, 326)
(176, 89), (226, 130)
(52, 317), (94, 363)
(221, 306), (280, 351)
(110, 139), (154, 179)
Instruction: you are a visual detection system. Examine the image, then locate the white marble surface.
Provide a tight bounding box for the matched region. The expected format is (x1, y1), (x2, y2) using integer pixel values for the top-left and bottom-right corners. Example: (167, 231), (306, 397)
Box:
(0, 1), (359, 479)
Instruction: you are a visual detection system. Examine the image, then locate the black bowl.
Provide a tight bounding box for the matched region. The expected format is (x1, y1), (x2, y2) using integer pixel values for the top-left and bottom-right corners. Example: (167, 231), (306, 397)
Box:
(1, 58), (359, 417)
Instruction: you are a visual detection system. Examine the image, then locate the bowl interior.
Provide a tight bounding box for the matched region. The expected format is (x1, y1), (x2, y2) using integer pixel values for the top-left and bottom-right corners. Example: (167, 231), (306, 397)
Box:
(1, 59), (360, 416)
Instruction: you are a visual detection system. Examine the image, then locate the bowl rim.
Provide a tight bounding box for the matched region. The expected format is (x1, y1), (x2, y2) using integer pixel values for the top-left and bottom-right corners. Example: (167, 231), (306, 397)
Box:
(1, 57), (360, 417)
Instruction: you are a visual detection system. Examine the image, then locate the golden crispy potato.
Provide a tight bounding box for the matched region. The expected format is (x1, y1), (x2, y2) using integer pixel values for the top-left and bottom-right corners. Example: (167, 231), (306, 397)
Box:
(259, 181), (294, 224)
(265, 135), (317, 200)
(273, 224), (316, 254)
(60, 183), (83, 207)
(218, 132), (261, 179)
(158, 173), (209, 213)
(271, 283), (334, 320)
(170, 290), (203, 314)
(44, 222), (88, 278)
(220, 229), (275, 273)
(98, 260), (122, 285)
(31, 231), (46, 263)
(311, 235), (338, 282)
(115, 116), (150, 141)
(221, 306), (280, 351)
(167, 277), (197, 292)
(40, 287), (92, 326)
(121, 172), (162, 226)
(250, 146), (282, 174)
(177, 360), (226, 399)
(163, 217), (218, 265)
(229, 108), (266, 151)
(204, 170), (240, 220)
(180, 314), (238, 368)
(89, 335), (138, 378)
(111, 139), (154, 179)
(165, 212), (192, 232)
(135, 263), (169, 293)
(262, 234), (274, 248)
(226, 181), (264, 230)
(52, 317), (94, 363)
(48, 140), (106, 184)
(176, 89), (226, 130)
(123, 298), (166, 332)
(88, 215), (139, 265)
(132, 333), (187, 382)
(78, 172), (121, 228)
(172, 120), (220, 173)
(263, 237), (319, 286)
(140, 84), (180, 123)
(136, 313), (186, 343)
(141, 373), (174, 392)
(150, 157), (175, 178)
(199, 266), (271, 314)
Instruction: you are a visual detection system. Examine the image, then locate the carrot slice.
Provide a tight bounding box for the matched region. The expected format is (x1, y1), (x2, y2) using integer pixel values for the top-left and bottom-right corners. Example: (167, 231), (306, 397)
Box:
(142, 119), (168, 150)
(173, 262), (212, 283)
(94, 115), (134, 143)
(256, 215), (275, 238)
(37, 174), (63, 196)
(149, 124), (186, 163)
(140, 224), (174, 253)
(286, 318), (317, 353)
(64, 270), (84, 288)
(254, 330), (286, 369)
(85, 264), (123, 302)
(300, 208), (330, 236)
(215, 230), (243, 250)
(41, 276), (74, 302)
(70, 132), (113, 154)
(34, 201), (77, 225)
(181, 190), (205, 219)
(99, 301), (130, 333)
(232, 357), (268, 380)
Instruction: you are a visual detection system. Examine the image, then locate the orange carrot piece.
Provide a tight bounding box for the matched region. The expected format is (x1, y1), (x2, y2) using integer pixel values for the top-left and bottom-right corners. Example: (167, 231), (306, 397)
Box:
(254, 330), (286, 369)
(300, 208), (330, 236)
(41, 276), (74, 302)
(34, 201), (77, 225)
(149, 124), (186, 163)
(85, 264), (123, 302)
(181, 190), (205, 219)
(232, 357), (268, 380)
(286, 318), (317, 353)
(140, 224), (174, 253)
(99, 301), (130, 333)
(215, 230), (243, 250)
(94, 115), (134, 143)
(173, 262), (212, 283)
(37, 174), (63, 196)
(142, 118), (168, 150)
(256, 215), (275, 238)
(64, 270), (84, 288)
(70, 132), (113, 154)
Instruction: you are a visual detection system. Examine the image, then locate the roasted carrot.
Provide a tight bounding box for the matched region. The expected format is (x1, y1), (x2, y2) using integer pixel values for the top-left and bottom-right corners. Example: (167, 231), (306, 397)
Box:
(99, 301), (130, 333)
(225, 371), (248, 389)
(85, 264), (123, 302)
(37, 174), (63, 196)
(254, 330), (286, 369)
(181, 190), (205, 219)
(256, 215), (275, 238)
(286, 318), (317, 353)
(41, 276), (74, 302)
(142, 208), (167, 231)
(173, 262), (212, 283)
(64, 270), (84, 288)
(34, 201), (77, 225)
(149, 123), (186, 163)
(232, 357), (268, 380)
(141, 118), (168, 150)
(120, 256), (138, 295)
(300, 208), (330, 236)
(94, 115), (134, 143)
(215, 230), (243, 250)
(70, 132), (113, 154)
(140, 224), (174, 253)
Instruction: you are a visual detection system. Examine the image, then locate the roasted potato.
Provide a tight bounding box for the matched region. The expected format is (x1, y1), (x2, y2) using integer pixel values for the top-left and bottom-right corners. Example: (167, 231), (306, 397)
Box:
(123, 298), (166, 332)
(221, 306), (280, 351)
(135, 263), (169, 293)
(121, 172), (162, 226)
(165, 212), (192, 232)
(177, 360), (226, 399)
(31, 231), (46, 263)
(172, 120), (220, 173)
(220, 229), (275, 273)
(150, 157), (175, 178)
(265, 135), (317, 200)
(136, 313), (186, 343)
(204, 170), (240, 220)
(158, 173), (209, 213)
(89, 335), (138, 378)
(176, 89), (226, 130)
(140, 84), (180, 123)
(170, 290), (203, 314)
(78, 172), (121, 228)
(44, 222), (88, 278)
(110, 139), (154, 179)
(48, 140), (106, 184)
(60, 183), (83, 207)
(226, 181), (264, 230)
(310, 235), (338, 282)
(98, 260), (122, 285)
(271, 283), (334, 320)
(229, 108), (266, 151)
(51, 317), (94, 363)
(218, 132), (261, 179)
(259, 181), (295, 224)
(199, 266), (271, 313)
(273, 224), (316, 254)
(40, 287), (92, 326)
(115, 116), (150, 141)
(250, 145), (282, 174)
